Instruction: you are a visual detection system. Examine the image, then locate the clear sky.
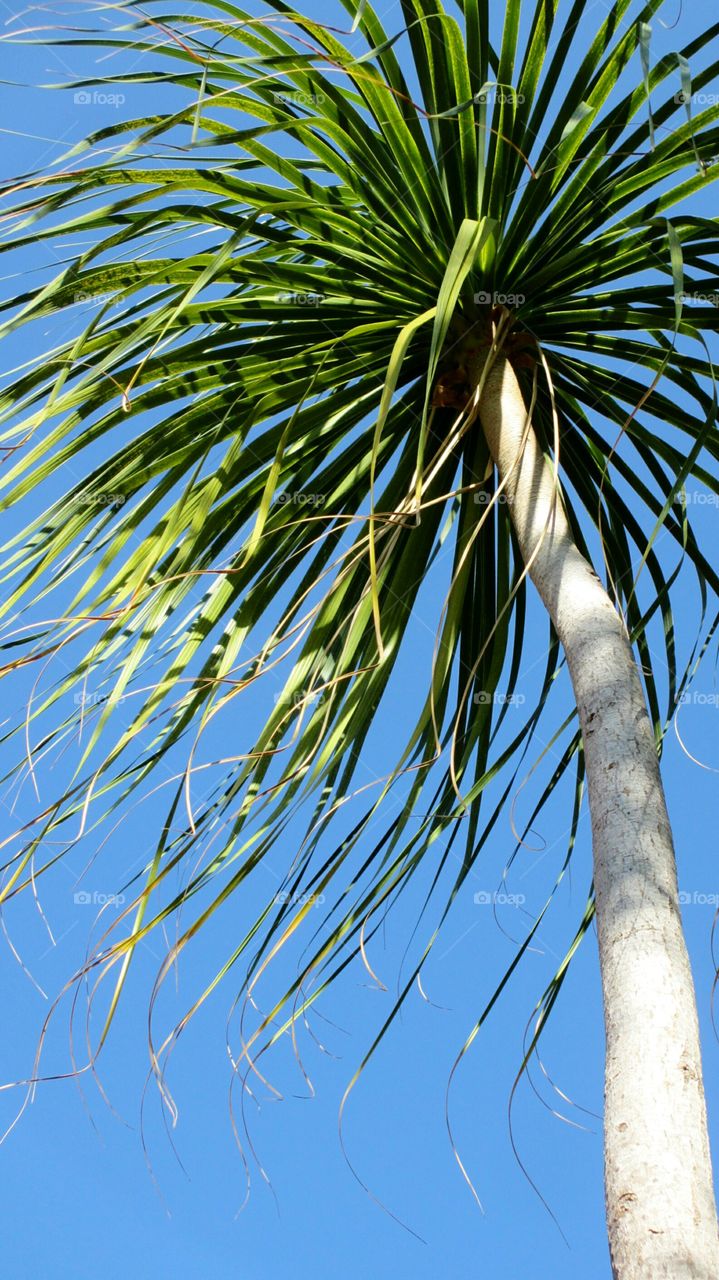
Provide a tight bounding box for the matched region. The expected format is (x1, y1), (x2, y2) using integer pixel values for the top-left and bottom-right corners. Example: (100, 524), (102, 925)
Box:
(0, 2), (717, 1278)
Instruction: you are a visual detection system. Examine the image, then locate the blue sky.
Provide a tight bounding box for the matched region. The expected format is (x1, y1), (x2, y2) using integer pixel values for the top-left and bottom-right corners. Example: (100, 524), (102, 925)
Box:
(0, 2), (718, 1277)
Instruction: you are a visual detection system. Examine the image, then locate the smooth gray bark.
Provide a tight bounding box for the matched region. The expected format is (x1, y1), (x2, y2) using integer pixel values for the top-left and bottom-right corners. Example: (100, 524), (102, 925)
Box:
(476, 353), (719, 1279)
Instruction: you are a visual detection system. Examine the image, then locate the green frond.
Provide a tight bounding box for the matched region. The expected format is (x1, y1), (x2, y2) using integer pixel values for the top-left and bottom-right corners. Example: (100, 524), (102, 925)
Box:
(0, 0), (717, 1116)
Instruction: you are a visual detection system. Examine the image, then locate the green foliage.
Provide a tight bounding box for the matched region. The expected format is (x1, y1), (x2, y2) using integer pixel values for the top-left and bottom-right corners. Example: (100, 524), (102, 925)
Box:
(0, 0), (718, 1120)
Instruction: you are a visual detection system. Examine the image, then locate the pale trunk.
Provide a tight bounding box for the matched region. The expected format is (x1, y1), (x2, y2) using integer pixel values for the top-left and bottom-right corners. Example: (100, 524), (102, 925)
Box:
(476, 355), (719, 1278)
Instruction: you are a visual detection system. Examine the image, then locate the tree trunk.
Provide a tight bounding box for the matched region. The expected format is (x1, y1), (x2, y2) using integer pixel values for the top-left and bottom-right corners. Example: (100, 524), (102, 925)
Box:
(475, 353), (719, 1278)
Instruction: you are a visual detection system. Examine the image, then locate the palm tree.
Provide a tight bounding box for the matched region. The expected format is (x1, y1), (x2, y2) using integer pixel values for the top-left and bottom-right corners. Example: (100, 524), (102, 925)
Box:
(1, 0), (719, 1273)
